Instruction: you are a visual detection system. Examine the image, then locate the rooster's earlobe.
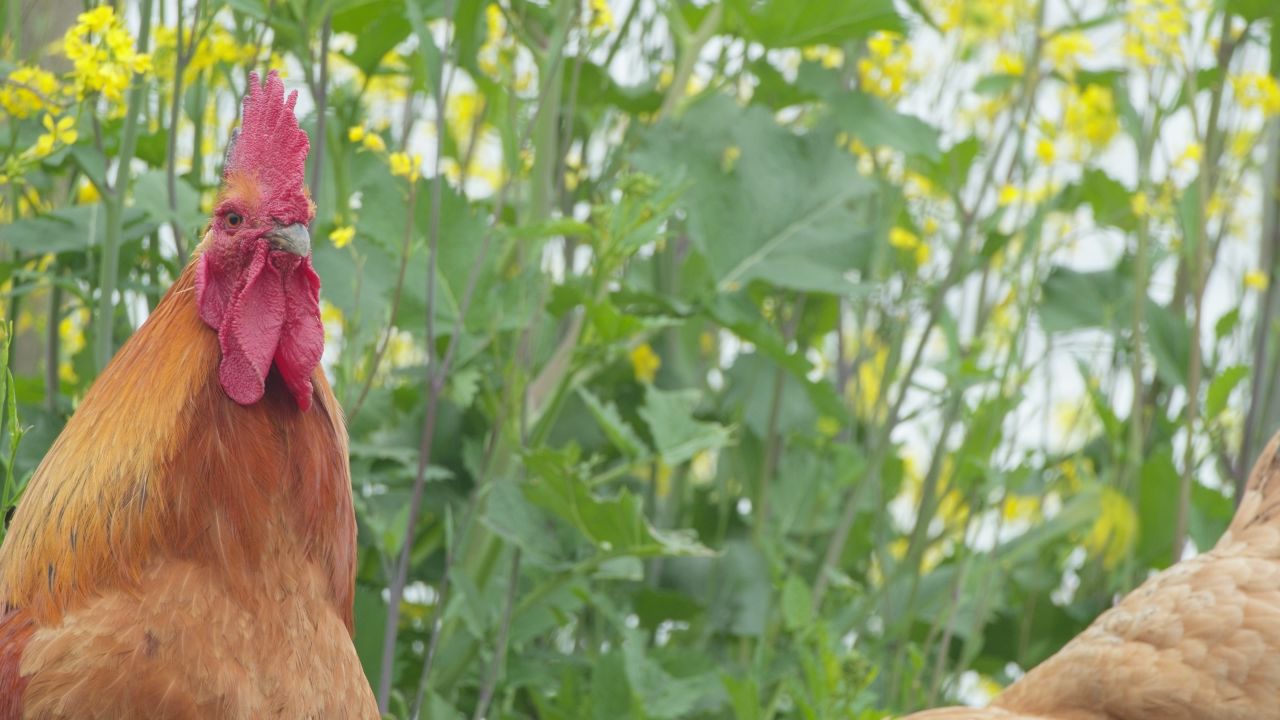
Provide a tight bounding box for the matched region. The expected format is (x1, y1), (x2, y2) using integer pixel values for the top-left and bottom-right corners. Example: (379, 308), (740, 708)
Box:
(222, 127), (240, 176)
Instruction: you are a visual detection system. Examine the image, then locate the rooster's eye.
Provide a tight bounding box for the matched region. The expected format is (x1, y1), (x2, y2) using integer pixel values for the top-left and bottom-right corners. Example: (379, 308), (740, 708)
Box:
(226, 212), (243, 228)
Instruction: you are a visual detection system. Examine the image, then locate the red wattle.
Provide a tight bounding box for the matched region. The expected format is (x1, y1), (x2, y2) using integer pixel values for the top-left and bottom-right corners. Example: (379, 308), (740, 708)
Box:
(196, 241), (324, 410)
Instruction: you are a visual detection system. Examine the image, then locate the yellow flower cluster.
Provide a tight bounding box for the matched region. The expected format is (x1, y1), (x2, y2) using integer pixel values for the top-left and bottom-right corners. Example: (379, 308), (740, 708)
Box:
(1084, 486), (1137, 569)
(857, 32), (913, 101)
(630, 343), (660, 384)
(349, 125), (387, 152)
(1124, 0), (1187, 68)
(330, 226), (356, 249)
(1045, 31), (1093, 78)
(153, 24), (258, 84)
(448, 91), (487, 147)
(389, 152), (422, 182)
(1062, 84), (1120, 158)
(348, 125), (421, 183)
(932, 0), (1031, 46)
(588, 0), (614, 33)
(1, 65), (60, 118)
(802, 45), (844, 70)
(889, 226), (929, 266)
(63, 5), (152, 104)
(1231, 73), (1280, 118)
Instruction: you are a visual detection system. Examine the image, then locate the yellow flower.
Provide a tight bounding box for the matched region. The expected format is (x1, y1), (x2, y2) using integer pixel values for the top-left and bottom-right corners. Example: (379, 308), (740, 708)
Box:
(0, 65), (60, 118)
(77, 180), (101, 204)
(1036, 138), (1056, 164)
(361, 132), (386, 153)
(1045, 31), (1093, 75)
(802, 45), (844, 69)
(889, 226), (929, 265)
(1085, 486), (1137, 569)
(1231, 73), (1280, 117)
(485, 3), (505, 44)
(1245, 269), (1269, 291)
(347, 125), (366, 143)
(630, 343), (661, 384)
(330, 225), (356, 249)
(62, 4), (149, 104)
(588, 0), (614, 32)
(34, 113), (77, 157)
(1063, 84), (1120, 157)
(447, 91), (487, 145)
(1178, 142), (1203, 168)
(1131, 191), (1149, 218)
(857, 32), (913, 100)
(998, 184), (1021, 206)
(389, 152), (422, 181)
(1125, 0), (1186, 67)
(721, 145), (742, 173)
(994, 51), (1024, 77)
(932, 0), (1031, 46)
(78, 6), (115, 33)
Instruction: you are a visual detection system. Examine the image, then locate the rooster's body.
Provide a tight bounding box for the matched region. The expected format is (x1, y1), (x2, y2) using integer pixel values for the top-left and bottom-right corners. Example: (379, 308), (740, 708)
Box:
(0, 72), (378, 718)
(905, 433), (1280, 719)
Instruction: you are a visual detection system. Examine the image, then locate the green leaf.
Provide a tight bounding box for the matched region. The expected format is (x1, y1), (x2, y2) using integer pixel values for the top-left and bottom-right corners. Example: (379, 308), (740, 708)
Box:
(1058, 168), (1138, 232)
(1215, 308), (1241, 340)
(829, 91), (941, 160)
(633, 95), (874, 294)
(578, 388), (647, 459)
(334, 0), (412, 74)
(1207, 365), (1249, 420)
(780, 574), (813, 631)
(1137, 448), (1178, 568)
(725, 0), (904, 48)
(1226, 0), (1274, 21)
(621, 630), (725, 718)
(131, 170), (203, 241)
(638, 386), (732, 466)
(1038, 266), (1130, 333)
(3, 205), (151, 254)
(523, 447), (712, 558)
(482, 478), (572, 569)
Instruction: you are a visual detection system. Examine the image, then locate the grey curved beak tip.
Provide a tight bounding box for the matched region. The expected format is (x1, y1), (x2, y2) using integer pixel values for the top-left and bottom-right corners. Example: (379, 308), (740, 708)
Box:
(266, 223), (311, 256)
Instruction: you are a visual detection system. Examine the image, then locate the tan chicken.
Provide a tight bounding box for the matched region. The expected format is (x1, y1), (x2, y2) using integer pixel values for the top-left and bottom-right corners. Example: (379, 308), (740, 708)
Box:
(904, 433), (1280, 719)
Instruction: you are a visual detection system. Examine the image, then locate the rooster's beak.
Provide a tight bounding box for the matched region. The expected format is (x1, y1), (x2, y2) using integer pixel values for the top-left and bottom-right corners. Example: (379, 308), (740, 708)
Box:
(265, 223), (311, 256)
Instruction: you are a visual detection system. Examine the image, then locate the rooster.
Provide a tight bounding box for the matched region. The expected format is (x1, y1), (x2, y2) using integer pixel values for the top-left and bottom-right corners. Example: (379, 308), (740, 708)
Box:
(0, 71), (378, 718)
(903, 433), (1280, 719)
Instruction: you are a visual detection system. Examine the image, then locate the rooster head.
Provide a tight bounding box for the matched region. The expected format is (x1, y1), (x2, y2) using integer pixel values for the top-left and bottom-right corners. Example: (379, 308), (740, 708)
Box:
(196, 70), (323, 412)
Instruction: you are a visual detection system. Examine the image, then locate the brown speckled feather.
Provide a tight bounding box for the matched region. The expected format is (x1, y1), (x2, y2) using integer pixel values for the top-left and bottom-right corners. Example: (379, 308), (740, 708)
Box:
(903, 433), (1280, 720)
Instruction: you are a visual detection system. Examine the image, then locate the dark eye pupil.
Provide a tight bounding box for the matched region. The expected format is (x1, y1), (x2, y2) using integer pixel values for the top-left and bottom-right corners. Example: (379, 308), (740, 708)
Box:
(227, 213), (242, 227)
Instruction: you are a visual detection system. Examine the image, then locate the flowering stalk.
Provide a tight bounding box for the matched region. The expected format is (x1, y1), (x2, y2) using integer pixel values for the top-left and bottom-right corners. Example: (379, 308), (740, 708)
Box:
(94, 0), (154, 371)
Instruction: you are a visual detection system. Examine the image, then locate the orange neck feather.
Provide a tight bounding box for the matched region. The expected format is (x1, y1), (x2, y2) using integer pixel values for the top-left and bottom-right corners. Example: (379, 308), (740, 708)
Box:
(0, 259), (356, 629)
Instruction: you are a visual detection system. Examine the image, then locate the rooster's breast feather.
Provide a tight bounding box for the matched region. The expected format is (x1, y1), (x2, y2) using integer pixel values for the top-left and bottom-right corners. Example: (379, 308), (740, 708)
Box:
(0, 252), (373, 717)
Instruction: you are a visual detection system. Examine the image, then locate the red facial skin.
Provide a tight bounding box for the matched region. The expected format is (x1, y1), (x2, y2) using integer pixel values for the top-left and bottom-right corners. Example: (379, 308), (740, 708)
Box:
(194, 71), (323, 411)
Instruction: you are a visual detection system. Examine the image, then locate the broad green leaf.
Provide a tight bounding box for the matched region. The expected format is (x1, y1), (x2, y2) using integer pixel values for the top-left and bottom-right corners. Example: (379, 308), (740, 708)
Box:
(577, 387), (647, 459)
(638, 386), (732, 466)
(633, 95), (874, 294)
(1207, 365), (1249, 420)
(523, 447), (712, 557)
(829, 91), (941, 160)
(725, 0), (904, 48)
(781, 574), (813, 631)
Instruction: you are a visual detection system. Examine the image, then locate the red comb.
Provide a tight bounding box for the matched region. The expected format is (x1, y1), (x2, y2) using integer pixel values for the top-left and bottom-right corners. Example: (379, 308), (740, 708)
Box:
(224, 71), (310, 214)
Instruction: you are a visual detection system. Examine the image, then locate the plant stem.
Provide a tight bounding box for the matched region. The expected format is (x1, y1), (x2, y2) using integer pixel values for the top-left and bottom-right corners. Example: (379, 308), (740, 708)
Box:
(94, 0), (153, 371)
